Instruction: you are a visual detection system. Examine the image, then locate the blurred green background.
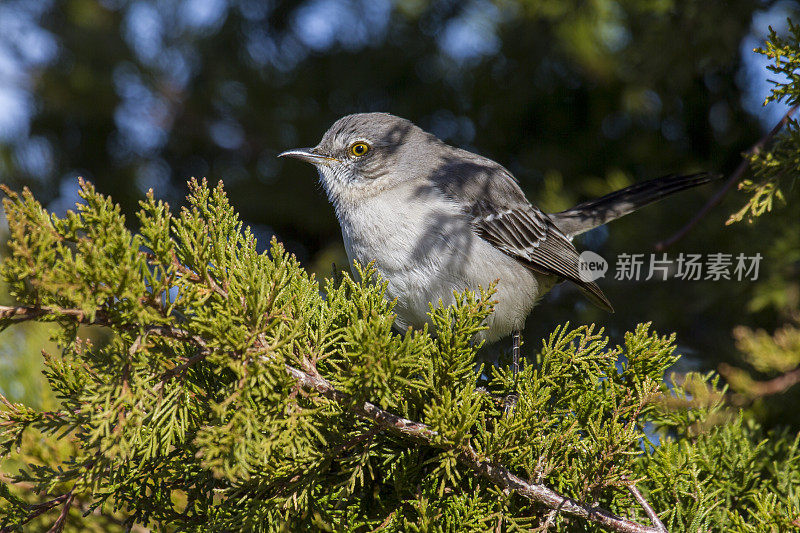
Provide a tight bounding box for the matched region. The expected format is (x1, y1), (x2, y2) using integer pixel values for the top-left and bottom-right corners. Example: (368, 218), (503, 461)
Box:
(0, 0), (798, 422)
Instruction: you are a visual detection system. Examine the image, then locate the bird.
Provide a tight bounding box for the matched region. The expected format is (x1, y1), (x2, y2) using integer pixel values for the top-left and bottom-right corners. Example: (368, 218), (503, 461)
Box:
(279, 112), (718, 369)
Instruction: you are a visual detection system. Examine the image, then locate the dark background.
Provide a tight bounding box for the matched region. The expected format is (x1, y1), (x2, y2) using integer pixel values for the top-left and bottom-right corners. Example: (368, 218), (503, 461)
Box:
(1, 0), (798, 388)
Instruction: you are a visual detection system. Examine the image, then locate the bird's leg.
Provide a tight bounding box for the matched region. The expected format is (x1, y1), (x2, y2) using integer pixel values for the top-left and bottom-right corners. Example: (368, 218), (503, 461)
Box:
(504, 329), (522, 414)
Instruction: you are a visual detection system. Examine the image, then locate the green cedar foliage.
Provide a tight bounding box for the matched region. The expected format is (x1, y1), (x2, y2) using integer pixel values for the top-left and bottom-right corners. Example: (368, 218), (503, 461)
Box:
(720, 20), (800, 434)
(1, 179), (799, 532)
(728, 20), (800, 226)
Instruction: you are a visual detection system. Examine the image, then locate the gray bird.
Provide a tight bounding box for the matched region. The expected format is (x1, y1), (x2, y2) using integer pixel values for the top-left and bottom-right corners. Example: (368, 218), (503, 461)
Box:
(280, 112), (717, 366)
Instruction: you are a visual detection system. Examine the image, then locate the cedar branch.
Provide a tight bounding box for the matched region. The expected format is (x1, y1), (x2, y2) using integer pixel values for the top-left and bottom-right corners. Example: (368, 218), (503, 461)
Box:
(0, 304), (662, 533)
(719, 363), (800, 397)
(628, 483), (668, 533)
(655, 103), (799, 250)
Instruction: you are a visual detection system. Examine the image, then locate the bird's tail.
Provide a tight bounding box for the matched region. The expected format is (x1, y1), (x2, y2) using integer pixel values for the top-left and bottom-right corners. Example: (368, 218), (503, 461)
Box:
(549, 172), (722, 238)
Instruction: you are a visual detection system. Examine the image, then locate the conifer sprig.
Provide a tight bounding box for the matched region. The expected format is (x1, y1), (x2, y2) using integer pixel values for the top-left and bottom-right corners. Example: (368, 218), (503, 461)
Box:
(1, 180), (798, 532)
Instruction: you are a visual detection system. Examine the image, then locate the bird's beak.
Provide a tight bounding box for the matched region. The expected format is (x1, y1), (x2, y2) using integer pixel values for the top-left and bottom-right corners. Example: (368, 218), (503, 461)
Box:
(278, 147), (337, 166)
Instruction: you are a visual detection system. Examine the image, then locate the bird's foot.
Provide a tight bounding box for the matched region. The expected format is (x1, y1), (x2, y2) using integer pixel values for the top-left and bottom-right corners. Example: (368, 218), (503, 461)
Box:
(503, 393), (518, 414)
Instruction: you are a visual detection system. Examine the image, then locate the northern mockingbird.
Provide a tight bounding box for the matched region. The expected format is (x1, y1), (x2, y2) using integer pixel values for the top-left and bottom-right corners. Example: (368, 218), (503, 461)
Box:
(280, 113), (717, 368)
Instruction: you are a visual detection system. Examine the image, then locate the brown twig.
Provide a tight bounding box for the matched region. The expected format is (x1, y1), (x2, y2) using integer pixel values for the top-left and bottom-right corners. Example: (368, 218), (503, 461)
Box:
(0, 305), (93, 323)
(0, 304), (663, 533)
(534, 508), (559, 532)
(0, 305), (213, 394)
(655, 103), (799, 250)
(628, 483), (668, 533)
(0, 390), (15, 410)
(0, 491), (73, 533)
(719, 363), (800, 397)
(46, 490), (74, 533)
(286, 365), (660, 533)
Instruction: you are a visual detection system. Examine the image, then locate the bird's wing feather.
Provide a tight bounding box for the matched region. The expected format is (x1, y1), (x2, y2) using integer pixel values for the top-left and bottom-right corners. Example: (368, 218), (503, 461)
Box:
(471, 201), (613, 312)
(427, 148), (613, 312)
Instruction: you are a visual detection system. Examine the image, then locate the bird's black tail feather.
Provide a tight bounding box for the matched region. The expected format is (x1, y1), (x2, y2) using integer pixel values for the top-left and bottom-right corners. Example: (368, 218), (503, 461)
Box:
(549, 172), (722, 238)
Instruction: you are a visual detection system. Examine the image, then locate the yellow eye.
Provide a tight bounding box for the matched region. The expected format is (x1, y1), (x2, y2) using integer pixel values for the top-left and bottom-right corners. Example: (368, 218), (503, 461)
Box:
(350, 142), (369, 157)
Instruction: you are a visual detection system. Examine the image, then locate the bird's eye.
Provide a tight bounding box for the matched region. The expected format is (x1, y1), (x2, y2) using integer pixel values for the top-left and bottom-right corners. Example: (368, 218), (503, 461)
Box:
(350, 142), (370, 157)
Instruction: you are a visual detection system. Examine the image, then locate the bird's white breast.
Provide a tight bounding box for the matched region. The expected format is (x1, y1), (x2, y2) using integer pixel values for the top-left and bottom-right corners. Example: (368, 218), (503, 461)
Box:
(335, 182), (551, 342)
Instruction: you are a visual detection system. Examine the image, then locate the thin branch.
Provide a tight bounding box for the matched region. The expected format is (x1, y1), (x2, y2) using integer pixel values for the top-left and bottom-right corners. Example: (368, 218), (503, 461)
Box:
(0, 305), (93, 323)
(0, 304), (663, 533)
(46, 490), (74, 533)
(284, 365), (438, 441)
(285, 365), (659, 533)
(0, 491), (73, 533)
(326, 426), (383, 459)
(534, 508), (559, 532)
(0, 390), (15, 410)
(628, 484), (668, 533)
(655, 103), (799, 250)
(719, 363), (800, 397)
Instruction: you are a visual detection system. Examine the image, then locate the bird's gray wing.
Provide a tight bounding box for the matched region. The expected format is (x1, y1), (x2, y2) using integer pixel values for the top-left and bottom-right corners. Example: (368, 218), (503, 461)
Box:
(471, 200), (613, 312)
(428, 149), (613, 312)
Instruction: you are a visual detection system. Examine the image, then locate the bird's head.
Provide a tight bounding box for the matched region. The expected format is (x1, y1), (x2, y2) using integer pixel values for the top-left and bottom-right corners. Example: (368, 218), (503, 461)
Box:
(279, 112), (437, 206)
